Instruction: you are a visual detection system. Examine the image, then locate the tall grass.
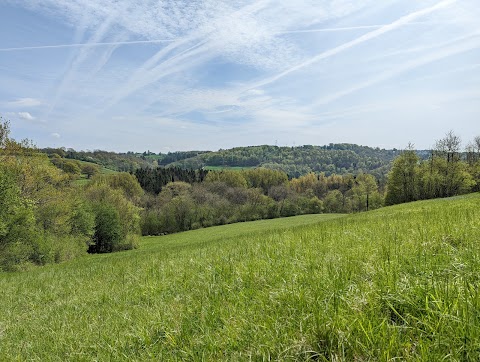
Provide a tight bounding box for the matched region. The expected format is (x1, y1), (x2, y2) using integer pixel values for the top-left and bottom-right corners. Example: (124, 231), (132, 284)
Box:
(1, 195), (479, 360)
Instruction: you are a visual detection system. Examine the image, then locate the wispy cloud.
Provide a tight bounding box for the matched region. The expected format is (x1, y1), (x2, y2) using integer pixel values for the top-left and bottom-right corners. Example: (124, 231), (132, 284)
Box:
(102, 0), (291, 109)
(42, 3), (134, 118)
(18, 111), (35, 121)
(0, 39), (176, 52)
(96, 0), (396, 112)
(248, 0), (458, 90)
(2, 0), (479, 150)
(6, 98), (42, 107)
(275, 22), (429, 35)
(313, 34), (480, 106)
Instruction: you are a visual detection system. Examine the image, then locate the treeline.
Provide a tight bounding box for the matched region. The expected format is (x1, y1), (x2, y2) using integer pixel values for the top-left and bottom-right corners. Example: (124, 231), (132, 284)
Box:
(155, 151), (211, 166)
(43, 143), (413, 182)
(139, 168), (384, 236)
(4, 112), (478, 272)
(134, 167), (209, 194)
(0, 115), (388, 271)
(40, 147), (155, 172)
(166, 144), (403, 180)
(1, 119), (142, 271)
(40, 148), (212, 172)
(386, 131), (480, 205)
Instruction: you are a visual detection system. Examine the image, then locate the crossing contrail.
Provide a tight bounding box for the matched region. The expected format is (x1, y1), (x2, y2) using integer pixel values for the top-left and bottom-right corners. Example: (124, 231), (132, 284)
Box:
(0, 39), (177, 52)
(275, 22), (427, 35)
(249, 0), (457, 90)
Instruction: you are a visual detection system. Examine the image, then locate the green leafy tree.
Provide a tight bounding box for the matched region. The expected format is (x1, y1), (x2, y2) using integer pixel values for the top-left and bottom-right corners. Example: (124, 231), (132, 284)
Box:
(88, 204), (122, 253)
(356, 173), (379, 211)
(420, 132), (474, 198)
(385, 145), (420, 205)
(205, 170), (247, 188)
(0, 166), (37, 270)
(69, 202), (95, 242)
(242, 168), (288, 194)
(85, 183), (140, 248)
(100, 172), (144, 201)
(81, 163), (100, 179)
(324, 190), (344, 213)
(466, 135), (480, 191)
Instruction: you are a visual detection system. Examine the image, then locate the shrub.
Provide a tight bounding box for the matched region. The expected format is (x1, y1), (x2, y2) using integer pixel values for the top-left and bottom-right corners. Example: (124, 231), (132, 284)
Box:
(140, 210), (163, 236)
(88, 204), (122, 253)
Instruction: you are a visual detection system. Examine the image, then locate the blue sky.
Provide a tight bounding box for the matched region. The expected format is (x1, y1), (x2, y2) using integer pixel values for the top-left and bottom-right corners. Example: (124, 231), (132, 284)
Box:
(1, 0), (479, 152)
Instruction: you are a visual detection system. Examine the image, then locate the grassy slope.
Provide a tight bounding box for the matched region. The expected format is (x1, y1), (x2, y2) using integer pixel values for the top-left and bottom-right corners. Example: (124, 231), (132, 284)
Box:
(1, 195), (480, 360)
(73, 160), (118, 185)
(70, 159), (118, 175)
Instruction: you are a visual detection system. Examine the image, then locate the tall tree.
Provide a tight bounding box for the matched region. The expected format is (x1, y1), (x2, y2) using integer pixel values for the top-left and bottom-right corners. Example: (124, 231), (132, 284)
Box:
(385, 144), (420, 205)
(354, 173), (379, 211)
(466, 136), (480, 191)
(432, 131), (473, 197)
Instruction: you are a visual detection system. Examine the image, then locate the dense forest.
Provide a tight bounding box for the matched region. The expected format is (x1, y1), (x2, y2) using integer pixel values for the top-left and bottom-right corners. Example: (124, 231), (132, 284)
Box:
(1, 114), (479, 272)
(42, 144), (420, 183)
(162, 144), (405, 181)
(138, 168), (383, 237)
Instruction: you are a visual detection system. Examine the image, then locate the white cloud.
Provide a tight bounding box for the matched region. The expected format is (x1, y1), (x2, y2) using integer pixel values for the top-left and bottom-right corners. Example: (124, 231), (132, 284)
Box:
(245, 89), (265, 96)
(4, 0), (480, 151)
(18, 112), (35, 121)
(313, 33), (480, 106)
(51, 132), (61, 138)
(248, 0), (458, 90)
(7, 98), (42, 107)
(12, 0), (386, 111)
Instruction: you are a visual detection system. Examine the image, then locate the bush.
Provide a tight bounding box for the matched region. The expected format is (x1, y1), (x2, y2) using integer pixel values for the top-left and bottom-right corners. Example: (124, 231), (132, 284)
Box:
(140, 210), (163, 236)
(88, 204), (122, 253)
(0, 242), (34, 272)
(0, 167), (38, 271)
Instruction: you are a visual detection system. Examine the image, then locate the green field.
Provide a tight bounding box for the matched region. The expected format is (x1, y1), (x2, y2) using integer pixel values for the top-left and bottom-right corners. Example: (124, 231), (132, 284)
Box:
(1, 195), (480, 360)
(73, 160), (118, 185)
(76, 159), (118, 174)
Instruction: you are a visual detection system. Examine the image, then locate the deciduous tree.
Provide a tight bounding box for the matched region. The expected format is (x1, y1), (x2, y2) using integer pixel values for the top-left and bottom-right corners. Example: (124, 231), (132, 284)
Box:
(385, 144), (420, 205)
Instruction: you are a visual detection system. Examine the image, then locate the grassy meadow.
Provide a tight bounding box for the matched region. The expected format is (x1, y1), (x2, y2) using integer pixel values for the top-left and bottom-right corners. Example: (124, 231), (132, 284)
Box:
(74, 160), (118, 185)
(1, 194), (480, 360)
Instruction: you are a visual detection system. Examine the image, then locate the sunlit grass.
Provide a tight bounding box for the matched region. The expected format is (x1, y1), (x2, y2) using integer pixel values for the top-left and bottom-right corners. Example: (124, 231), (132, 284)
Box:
(1, 195), (480, 360)
(72, 160), (118, 185)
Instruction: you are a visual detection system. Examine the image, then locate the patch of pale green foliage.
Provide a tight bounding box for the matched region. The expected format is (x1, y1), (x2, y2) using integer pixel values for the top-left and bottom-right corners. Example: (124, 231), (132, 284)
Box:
(1, 195), (480, 360)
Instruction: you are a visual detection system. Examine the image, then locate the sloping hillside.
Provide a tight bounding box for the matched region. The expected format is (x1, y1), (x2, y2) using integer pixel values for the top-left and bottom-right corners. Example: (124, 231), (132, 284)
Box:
(166, 144), (401, 179)
(1, 195), (479, 360)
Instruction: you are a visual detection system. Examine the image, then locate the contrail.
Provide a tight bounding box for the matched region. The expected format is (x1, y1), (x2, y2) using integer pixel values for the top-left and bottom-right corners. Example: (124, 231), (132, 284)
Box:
(103, 0), (273, 111)
(275, 22), (428, 34)
(0, 39), (177, 52)
(0, 24), (432, 52)
(44, 10), (118, 118)
(314, 35), (480, 106)
(249, 0), (457, 90)
(276, 25), (385, 34)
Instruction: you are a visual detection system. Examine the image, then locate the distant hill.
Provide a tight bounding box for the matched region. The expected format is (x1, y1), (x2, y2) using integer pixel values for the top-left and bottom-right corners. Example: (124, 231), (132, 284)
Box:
(41, 144), (431, 183)
(40, 148), (156, 172)
(165, 144), (407, 182)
